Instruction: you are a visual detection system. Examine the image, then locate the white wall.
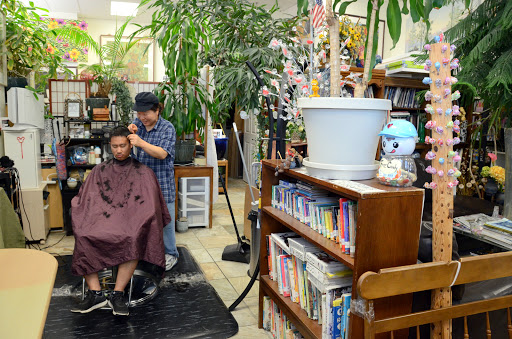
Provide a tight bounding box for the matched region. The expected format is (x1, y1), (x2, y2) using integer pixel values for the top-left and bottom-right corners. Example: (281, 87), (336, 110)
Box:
(76, 17), (166, 82)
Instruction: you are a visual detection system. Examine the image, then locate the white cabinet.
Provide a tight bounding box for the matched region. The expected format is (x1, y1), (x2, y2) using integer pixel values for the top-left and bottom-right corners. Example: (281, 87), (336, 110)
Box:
(178, 177), (210, 227)
(20, 183), (50, 242)
(3, 128), (42, 189)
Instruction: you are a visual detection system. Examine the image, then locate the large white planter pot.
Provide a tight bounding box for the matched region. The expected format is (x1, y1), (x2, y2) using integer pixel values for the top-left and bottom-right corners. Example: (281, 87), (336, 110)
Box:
(298, 97), (391, 180)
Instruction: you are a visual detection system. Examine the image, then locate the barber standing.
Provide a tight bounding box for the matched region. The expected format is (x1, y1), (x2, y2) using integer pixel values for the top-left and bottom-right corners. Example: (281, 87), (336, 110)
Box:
(128, 92), (178, 271)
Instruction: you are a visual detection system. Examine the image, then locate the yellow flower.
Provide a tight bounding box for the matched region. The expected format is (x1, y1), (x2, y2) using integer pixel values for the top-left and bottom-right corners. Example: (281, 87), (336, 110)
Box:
(47, 21), (58, 29)
(489, 166), (505, 185)
(342, 31), (348, 36)
(69, 48), (80, 59)
(319, 34), (324, 39)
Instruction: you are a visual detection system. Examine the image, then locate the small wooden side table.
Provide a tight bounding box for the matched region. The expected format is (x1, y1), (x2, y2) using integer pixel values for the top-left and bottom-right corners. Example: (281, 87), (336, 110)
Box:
(217, 159), (228, 194)
(174, 165), (213, 228)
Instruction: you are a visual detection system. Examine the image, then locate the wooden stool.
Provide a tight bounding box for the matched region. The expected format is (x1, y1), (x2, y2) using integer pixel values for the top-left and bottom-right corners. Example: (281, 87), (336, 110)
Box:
(217, 159), (228, 193)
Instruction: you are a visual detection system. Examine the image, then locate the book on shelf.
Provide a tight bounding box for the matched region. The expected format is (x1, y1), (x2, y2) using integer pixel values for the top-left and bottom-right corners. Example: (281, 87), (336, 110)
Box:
(265, 233), (354, 338)
(272, 181), (358, 257)
(265, 298), (303, 339)
(384, 86), (421, 109)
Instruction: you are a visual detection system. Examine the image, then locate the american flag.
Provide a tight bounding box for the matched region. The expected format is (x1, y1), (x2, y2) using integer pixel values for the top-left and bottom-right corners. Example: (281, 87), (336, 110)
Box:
(310, 0), (325, 29)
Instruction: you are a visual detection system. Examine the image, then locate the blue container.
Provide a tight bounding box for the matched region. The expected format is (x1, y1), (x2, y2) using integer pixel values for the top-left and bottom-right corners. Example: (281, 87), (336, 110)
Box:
(215, 137), (228, 160)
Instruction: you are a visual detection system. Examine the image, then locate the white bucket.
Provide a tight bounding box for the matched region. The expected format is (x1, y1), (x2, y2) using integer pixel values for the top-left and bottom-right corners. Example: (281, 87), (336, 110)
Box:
(298, 97), (391, 166)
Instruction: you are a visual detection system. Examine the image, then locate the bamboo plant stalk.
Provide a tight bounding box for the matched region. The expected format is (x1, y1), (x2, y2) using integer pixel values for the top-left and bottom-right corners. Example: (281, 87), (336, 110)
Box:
(354, 0), (378, 98)
(325, 0), (340, 97)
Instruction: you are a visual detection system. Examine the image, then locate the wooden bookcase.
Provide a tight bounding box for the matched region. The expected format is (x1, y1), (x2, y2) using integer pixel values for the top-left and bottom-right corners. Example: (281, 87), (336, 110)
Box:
(258, 159), (424, 339)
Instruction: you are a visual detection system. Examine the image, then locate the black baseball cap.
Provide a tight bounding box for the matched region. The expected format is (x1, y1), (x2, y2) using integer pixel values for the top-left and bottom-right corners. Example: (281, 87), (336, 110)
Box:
(132, 92), (159, 112)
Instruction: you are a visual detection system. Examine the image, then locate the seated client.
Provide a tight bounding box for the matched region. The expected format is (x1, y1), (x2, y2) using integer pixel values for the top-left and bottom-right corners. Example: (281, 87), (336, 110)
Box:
(70, 126), (171, 316)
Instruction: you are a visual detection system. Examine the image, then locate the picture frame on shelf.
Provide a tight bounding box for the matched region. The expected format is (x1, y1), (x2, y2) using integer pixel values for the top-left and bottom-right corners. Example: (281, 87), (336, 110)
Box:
(65, 98), (84, 119)
(100, 35), (155, 82)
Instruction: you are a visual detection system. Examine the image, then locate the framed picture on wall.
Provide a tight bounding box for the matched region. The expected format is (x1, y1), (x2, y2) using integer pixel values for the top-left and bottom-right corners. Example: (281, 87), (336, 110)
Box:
(100, 35), (155, 82)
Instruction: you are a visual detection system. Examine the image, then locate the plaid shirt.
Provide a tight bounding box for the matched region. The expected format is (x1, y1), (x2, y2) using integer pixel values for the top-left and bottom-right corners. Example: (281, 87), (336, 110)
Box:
(132, 117), (176, 203)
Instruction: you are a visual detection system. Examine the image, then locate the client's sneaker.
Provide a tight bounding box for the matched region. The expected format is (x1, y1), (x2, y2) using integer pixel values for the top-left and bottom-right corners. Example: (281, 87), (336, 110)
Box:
(165, 254), (178, 271)
(70, 290), (108, 313)
(109, 291), (129, 316)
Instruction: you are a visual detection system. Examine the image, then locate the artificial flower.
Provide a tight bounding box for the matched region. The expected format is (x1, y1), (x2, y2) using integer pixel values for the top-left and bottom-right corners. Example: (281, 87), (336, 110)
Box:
(488, 152), (497, 163)
(63, 52), (71, 61)
(56, 19), (65, 25)
(489, 166), (505, 186)
(82, 47), (88, 55)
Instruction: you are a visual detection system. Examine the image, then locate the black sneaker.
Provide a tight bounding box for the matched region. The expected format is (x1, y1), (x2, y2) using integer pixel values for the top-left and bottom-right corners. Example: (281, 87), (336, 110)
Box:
(109, 291), (129, 316)
(70, 290), (108, 313)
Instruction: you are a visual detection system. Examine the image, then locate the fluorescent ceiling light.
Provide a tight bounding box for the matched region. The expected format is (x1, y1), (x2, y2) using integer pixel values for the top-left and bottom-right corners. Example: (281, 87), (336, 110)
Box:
(110, 1), (138, 17)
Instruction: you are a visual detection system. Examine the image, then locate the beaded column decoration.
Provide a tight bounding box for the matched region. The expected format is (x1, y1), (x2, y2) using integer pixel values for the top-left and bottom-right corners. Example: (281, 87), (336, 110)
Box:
(422, 37), (462, 339)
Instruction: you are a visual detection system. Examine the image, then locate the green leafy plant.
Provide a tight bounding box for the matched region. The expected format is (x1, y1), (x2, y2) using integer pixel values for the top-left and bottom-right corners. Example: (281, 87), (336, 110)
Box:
(444, 0), (512, 133)
(2, 0), (74, 92)
(110, 78), (133, 126)
(200, 0), (297, 118)
(136, 0), (293, 141)
(154, 81), (210, 140)
(135, 2), (211, 140)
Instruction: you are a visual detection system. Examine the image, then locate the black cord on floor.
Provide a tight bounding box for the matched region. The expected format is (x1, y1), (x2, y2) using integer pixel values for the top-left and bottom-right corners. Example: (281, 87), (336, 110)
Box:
(41, 234), (67, 250)
(229, 259), (259, 312)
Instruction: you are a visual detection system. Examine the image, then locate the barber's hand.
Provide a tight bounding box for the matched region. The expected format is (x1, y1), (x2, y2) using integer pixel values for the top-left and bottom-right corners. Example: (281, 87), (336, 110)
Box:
(127, 133), (143, 147)
(128, 124), (138, 134)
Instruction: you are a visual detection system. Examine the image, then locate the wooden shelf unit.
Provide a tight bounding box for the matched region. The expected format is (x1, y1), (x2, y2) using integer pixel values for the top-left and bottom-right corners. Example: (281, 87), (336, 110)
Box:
(258, 159), (424, 339)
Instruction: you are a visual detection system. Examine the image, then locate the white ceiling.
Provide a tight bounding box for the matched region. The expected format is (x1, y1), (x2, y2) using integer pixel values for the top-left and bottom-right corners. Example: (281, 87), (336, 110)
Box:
(21, 0), (298, 22)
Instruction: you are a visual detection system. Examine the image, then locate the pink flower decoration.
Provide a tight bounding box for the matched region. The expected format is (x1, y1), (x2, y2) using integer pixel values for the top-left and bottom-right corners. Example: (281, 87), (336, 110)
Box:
(488, 153), (497, 162)
(79, 20), (88, 31)
(82, 47), (88, 55)
(306, 40), (313, 45)
(56, 19), (65, 25)
(28, 47), (32, 52)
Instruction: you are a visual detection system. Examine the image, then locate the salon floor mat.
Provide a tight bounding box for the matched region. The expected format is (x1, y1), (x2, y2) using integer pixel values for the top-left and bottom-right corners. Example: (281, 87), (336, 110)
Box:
(44, 247), (239, 339)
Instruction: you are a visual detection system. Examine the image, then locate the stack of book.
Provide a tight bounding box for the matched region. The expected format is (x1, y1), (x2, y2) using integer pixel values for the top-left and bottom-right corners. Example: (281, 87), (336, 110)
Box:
(271, 180), (358, 257)
(265, 233), (353, 339)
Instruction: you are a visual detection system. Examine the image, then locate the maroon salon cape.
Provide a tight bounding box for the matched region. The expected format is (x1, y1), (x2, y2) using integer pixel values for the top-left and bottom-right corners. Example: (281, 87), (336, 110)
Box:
(71, 157), (171, 276)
